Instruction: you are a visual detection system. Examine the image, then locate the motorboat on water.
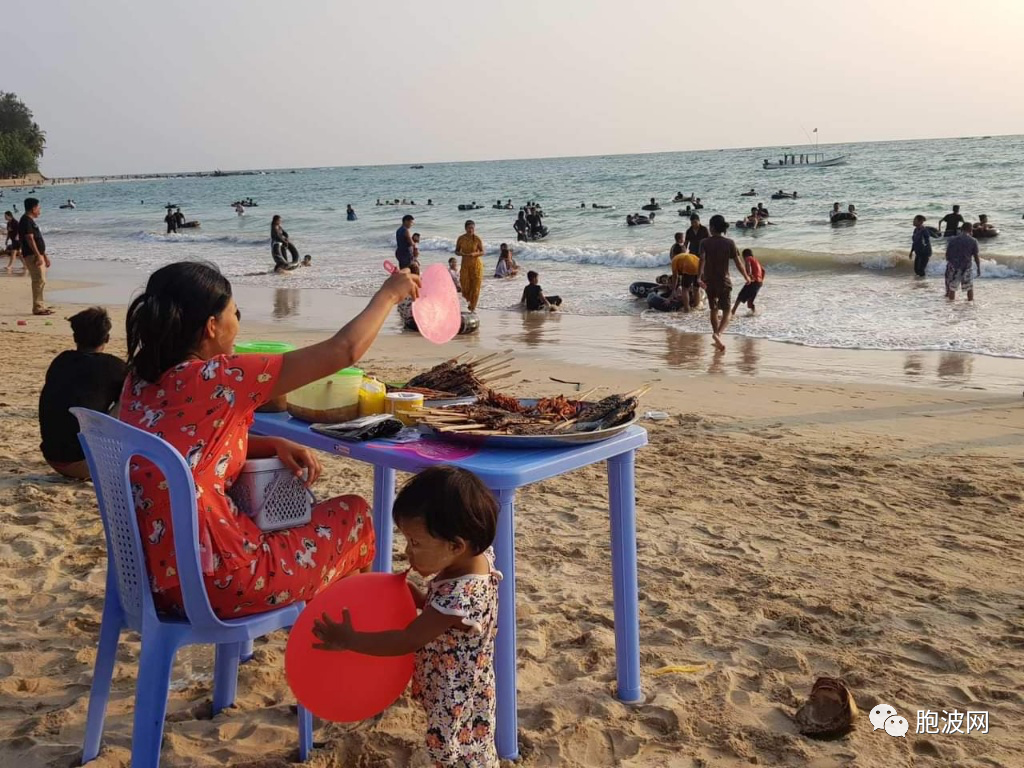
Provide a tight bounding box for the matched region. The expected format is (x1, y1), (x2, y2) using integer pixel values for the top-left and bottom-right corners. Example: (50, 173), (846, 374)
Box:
(762, 152), (847, 169)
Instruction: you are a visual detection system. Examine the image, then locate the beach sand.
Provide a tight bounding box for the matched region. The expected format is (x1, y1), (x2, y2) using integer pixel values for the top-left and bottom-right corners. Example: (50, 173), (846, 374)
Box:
(0, 272), (1022, 767)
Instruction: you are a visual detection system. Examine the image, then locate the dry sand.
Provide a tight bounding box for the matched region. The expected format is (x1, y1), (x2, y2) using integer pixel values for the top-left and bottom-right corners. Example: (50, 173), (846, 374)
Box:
(0, 273), (1022, 768)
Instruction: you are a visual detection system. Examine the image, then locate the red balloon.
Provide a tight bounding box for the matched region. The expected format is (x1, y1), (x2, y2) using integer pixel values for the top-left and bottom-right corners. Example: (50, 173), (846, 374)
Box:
(286, 572), (417, 722)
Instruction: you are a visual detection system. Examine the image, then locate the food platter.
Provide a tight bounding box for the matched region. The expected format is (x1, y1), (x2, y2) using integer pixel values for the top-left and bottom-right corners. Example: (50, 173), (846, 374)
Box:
(413, 397), (638, 450)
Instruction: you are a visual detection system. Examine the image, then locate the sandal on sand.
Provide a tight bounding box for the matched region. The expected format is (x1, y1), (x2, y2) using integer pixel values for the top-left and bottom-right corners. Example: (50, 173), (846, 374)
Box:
(794, 677), (859, 737)
(33, 309), (55, 316)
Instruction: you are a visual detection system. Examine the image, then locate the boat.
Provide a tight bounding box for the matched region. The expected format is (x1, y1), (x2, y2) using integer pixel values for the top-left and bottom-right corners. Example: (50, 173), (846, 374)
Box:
(762, 152), (847, 170)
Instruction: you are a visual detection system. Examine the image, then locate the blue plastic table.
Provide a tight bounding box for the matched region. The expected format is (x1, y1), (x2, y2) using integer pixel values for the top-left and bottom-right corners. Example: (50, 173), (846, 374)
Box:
(251, 413), (648, 760)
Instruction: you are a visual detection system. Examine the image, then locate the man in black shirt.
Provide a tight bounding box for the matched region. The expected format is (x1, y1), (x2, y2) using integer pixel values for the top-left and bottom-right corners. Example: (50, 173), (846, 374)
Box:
(683, 214), (710, 255)
(19, 197), (51, 315)
(39, 307), (127, 479)
(939, 204), (964, 238)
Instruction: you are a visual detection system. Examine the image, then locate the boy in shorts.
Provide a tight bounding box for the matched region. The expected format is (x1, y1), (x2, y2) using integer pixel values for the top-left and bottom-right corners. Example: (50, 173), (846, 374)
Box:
(732, 249), (765, 315)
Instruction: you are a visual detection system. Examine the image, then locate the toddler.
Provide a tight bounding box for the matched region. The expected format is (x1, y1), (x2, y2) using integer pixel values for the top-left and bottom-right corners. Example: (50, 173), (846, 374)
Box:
(313, 467), (501, 767)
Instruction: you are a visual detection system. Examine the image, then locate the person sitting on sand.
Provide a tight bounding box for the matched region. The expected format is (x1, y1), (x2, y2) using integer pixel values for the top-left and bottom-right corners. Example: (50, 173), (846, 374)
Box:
(732, 249), (765, 316)
(39, 307), (127, 480)
(119, 259), (418, 619)
(521, 270), (562, 311)
(495, 243), (519, 278)
(698, 214), (750, 351)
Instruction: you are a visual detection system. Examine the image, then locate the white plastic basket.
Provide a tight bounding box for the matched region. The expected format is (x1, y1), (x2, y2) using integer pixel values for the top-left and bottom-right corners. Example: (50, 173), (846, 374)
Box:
(228, 457), (313, 532)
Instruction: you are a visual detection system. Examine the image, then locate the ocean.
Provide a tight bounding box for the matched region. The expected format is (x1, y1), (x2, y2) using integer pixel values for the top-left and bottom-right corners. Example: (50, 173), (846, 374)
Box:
(32, 134), (1024, 359)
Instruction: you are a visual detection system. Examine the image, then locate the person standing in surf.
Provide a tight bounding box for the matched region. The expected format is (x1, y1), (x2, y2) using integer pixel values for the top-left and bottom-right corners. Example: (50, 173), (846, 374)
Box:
(697, 214), (750, 351)
(909, 215), (932, 277)
(939, 204), (964, 237)
(944, 221), (980, 302)
(456, 220), (485, 313)
(396, 214), (415, 269)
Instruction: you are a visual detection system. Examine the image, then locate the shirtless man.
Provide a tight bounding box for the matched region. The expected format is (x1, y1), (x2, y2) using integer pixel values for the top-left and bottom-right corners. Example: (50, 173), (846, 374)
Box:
(698, 214), (750, 351)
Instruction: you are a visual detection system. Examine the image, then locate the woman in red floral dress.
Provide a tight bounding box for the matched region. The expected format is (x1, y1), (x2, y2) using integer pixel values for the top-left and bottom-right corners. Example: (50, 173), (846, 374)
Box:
(118, 261), (419, 618)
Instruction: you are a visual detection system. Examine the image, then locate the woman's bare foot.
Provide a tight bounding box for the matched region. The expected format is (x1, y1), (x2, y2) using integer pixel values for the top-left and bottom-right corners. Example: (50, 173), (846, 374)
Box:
(712, 333), (726, 351)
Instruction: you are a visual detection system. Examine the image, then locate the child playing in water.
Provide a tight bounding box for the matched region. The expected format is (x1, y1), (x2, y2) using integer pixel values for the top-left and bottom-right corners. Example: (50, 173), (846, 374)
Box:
(411, 232), (422, 270)
(732, 248), (765, 315)
(313, 467), (501, 767)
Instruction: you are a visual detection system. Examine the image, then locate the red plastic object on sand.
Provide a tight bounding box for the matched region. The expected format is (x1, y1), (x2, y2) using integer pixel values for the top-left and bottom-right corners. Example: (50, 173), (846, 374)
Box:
(285, 572), (416, 722)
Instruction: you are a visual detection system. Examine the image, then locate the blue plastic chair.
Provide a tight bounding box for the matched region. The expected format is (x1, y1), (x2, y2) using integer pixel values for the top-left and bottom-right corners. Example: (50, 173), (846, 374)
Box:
(72, 408), (312, 768)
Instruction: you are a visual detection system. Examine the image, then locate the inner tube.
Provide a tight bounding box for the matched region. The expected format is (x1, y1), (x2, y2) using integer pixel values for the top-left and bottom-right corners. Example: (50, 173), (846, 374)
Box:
(180, 221), (201, 229)
(830, 213), (856, 223)
(926, 226), (942, 238)
(740, 192), (757, 197)
(630, 281), (661, 299)
(457, 204), (482, 211)
(973, 227), (999, 239)
(771, 193), (794, 200)
(641, 204), (661, 211)
(735, 220), (767, 229)
(647, 293), (681, 312)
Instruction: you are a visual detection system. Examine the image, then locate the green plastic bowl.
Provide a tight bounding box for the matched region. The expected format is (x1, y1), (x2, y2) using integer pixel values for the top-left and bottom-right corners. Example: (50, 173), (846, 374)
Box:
(235, 341), (296, 355)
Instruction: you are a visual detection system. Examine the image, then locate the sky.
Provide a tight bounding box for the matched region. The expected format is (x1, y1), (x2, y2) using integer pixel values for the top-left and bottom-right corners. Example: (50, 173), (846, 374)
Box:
(13, 0), (1024, 176)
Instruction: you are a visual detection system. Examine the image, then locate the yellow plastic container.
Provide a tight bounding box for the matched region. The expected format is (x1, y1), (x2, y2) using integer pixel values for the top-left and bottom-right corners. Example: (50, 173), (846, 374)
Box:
(287, 367), (364, 423)
(358, 377), (387, 417)
(385, 392), (424, 426)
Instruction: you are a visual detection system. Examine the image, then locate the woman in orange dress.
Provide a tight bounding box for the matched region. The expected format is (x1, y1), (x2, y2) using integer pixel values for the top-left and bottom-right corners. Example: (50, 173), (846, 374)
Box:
(119, 261), (419, 618)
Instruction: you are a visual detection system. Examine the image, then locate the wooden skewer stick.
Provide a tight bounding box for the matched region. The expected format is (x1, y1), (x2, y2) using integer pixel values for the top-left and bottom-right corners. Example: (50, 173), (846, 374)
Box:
(478, 370), (521, 385)
(474, 364), (513, 378)
(468, 352), (500, 367)
(438, 423), (490, 432)
(576, 387), (601, 401)
(553, 418), (579, 432)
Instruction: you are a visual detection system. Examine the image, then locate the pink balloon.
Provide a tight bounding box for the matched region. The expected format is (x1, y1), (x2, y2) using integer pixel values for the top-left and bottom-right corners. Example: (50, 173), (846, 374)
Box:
(413, 263), (462, 344)
(285, 572), (417, 722)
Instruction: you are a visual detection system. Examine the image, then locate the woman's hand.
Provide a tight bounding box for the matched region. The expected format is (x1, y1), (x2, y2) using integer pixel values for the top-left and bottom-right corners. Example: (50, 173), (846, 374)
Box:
(382, 269), (421, 305)
(274, 438), (321, 486)
(312, 608), (355, 651)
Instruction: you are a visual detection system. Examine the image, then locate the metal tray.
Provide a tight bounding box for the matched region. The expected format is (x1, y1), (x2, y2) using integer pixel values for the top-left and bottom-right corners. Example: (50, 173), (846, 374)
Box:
(418, 398), (637, 449)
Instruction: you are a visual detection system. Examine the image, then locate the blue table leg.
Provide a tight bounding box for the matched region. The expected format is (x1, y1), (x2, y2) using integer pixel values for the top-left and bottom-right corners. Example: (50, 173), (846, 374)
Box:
(608, 450), (643, 703)
(372, 465), (396, 573)
(493, 487), (519, 760)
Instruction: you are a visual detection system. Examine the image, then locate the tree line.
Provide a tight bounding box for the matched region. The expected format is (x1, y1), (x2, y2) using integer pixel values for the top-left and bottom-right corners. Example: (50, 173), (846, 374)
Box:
(0, 92), (46, 178)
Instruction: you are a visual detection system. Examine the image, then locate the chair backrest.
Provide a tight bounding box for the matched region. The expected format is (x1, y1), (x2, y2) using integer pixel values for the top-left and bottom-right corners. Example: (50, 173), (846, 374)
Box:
(72, 408), (228, 631)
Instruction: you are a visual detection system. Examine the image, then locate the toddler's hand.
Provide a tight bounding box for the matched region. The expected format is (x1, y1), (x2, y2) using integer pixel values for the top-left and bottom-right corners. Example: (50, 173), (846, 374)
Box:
(312, 608), (355, 651)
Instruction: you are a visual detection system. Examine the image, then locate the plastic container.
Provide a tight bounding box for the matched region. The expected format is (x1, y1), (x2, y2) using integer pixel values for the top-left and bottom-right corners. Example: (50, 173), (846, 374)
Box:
(227, 457), (313, 531)
(385, 391), (425, 426)
(235, 341), (295, 412)
(287, 367), (364, 423)
(358, 377), (387, 417)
